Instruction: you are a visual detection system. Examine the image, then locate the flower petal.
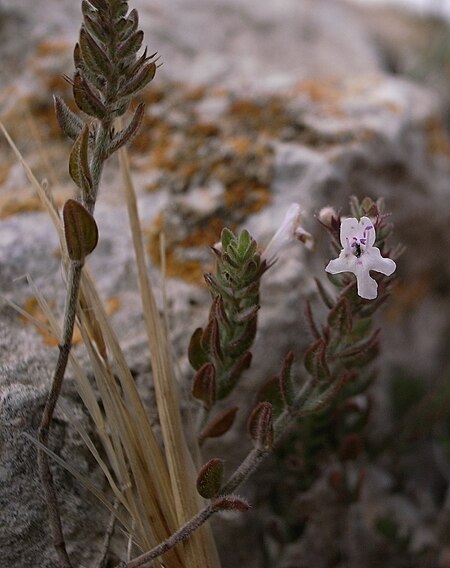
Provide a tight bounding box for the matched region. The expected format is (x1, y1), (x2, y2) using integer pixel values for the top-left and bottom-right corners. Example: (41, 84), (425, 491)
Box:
(359, 217), (375, 247)
(325, 252), (357, 274)
(365, 247), (396, 276)
(262, 203), (312, 263)
(340, 217), (359, 249)
(354, 263), (378, 300)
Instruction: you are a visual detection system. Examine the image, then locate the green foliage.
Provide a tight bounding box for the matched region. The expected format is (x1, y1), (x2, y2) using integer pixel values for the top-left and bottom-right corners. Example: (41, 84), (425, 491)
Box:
(63, 199), (98, 261)
(196, 459), (224, 499)
(189, 229), (269, 439)
(248, 402), (274, 450)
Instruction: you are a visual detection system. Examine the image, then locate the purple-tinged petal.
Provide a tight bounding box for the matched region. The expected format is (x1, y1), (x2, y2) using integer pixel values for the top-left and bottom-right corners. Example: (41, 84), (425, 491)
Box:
(359, 216), (375, 247)
(340, 218), (359, 249)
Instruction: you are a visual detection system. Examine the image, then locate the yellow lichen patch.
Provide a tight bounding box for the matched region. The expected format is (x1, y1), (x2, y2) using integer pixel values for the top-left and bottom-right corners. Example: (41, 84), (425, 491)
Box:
(227, 136), (253, 155)
(20, 295), (121, 347)
(293, 79), (341, 104)
(0, 188), (71, 220)
(0, 194), (44, 219)
(20, 296), (62, 347)
(224, 183), (271, 216)
(227, 97), (291, 137)
(146, 213), (228, 285)
(35, 38), (71, 58)
(425, 116), (450, 156)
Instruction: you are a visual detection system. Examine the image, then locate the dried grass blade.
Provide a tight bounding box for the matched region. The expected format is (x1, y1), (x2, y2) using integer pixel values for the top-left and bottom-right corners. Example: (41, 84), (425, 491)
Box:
(23, 432), (133, 533)
(119, 147), (221, 567)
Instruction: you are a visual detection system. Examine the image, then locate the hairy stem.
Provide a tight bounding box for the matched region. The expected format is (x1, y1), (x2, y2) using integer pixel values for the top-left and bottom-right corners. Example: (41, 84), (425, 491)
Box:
(37, 260), (83, 568)
(86, 120), (112, 213)
(220, 448), (270, 497)
(118, 505), (216, 568)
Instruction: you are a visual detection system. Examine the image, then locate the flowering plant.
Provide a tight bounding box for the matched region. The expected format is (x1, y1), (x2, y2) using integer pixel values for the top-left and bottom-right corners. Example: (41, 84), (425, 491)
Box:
(14, 0), (401, 563)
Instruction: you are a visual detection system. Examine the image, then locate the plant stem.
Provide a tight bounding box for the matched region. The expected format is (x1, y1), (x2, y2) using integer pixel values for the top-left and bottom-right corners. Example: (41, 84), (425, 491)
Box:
(37, 112), (111, 564)
(220, 448), (270, 496)
(37, 260), (83, 568)
(88, 121), (112, 212)
(118, 505), (216, 568)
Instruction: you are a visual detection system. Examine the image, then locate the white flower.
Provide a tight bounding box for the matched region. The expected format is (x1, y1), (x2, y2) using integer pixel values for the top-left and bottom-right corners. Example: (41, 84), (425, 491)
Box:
(325, 216), (396, 300)
(262, 203), (314, 264)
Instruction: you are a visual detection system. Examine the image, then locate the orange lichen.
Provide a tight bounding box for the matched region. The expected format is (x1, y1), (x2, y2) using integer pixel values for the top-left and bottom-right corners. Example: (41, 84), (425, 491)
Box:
(226, 136), (253, 155)
(0, 189), (70, 220)
(425, 116), (450, 156)
(293, 79), (340, 103)
(224, 183), (271, 216)
(20, 295), (121, 347)
(146, 213), (229, 285)
(35, 38), (71, 57)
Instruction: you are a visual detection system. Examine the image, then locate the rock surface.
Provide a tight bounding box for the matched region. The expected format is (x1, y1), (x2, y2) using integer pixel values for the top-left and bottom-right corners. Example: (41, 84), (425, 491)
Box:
(1, 0), (450, 567)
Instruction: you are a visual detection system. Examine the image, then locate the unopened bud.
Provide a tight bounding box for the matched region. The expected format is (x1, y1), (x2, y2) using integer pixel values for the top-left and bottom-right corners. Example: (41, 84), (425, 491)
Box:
(317, 206), (337, 228)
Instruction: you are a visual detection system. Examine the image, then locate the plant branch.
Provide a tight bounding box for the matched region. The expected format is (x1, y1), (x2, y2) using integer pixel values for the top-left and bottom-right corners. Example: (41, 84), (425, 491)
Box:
(117, 504), (216, 568)
(37, 260), (83, 568)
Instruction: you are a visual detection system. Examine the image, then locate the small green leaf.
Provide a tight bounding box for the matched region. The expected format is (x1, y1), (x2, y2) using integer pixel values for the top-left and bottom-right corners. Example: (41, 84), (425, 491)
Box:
(54, 95), (84, 141)
(302, 372), (350, 414)
(221, 227), (236, 251)
(118, 61), (156, 99)
(69, 124), (93, 197)
(247, 402), (273, 450)
(83, 13), (109, 45)
(192, 363), (216, 410)
(126, 9), (139, 34)
(328, 297), (352, 336)
(212, 496), (250, 513)
(115, 1), (129, 18)
(228, 318), (257, 356)
(73, 71), (107, 119)
(196, 458), (224, 499)
(279, 351), (296, 408)
(199, 407), (238, 442)
(217, 351), (252, 399)
(79, 26), (112, 80)
(211, 296), (231, 331)
(63, 199), (98, 261)
(233, 304), (260, 323)
(117, 30), (143, 59)
(237, 230), (251, 257)
(188, 327), (209, 370)
(87, 0), (108, 10)
(304, 338), (330, 382)
(257, 376), (284, 418)
(107, 102), (145, 156)
(201, 317), (222, 363)
(337, 330), (380, 362)
(351, 317), (372, 340)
